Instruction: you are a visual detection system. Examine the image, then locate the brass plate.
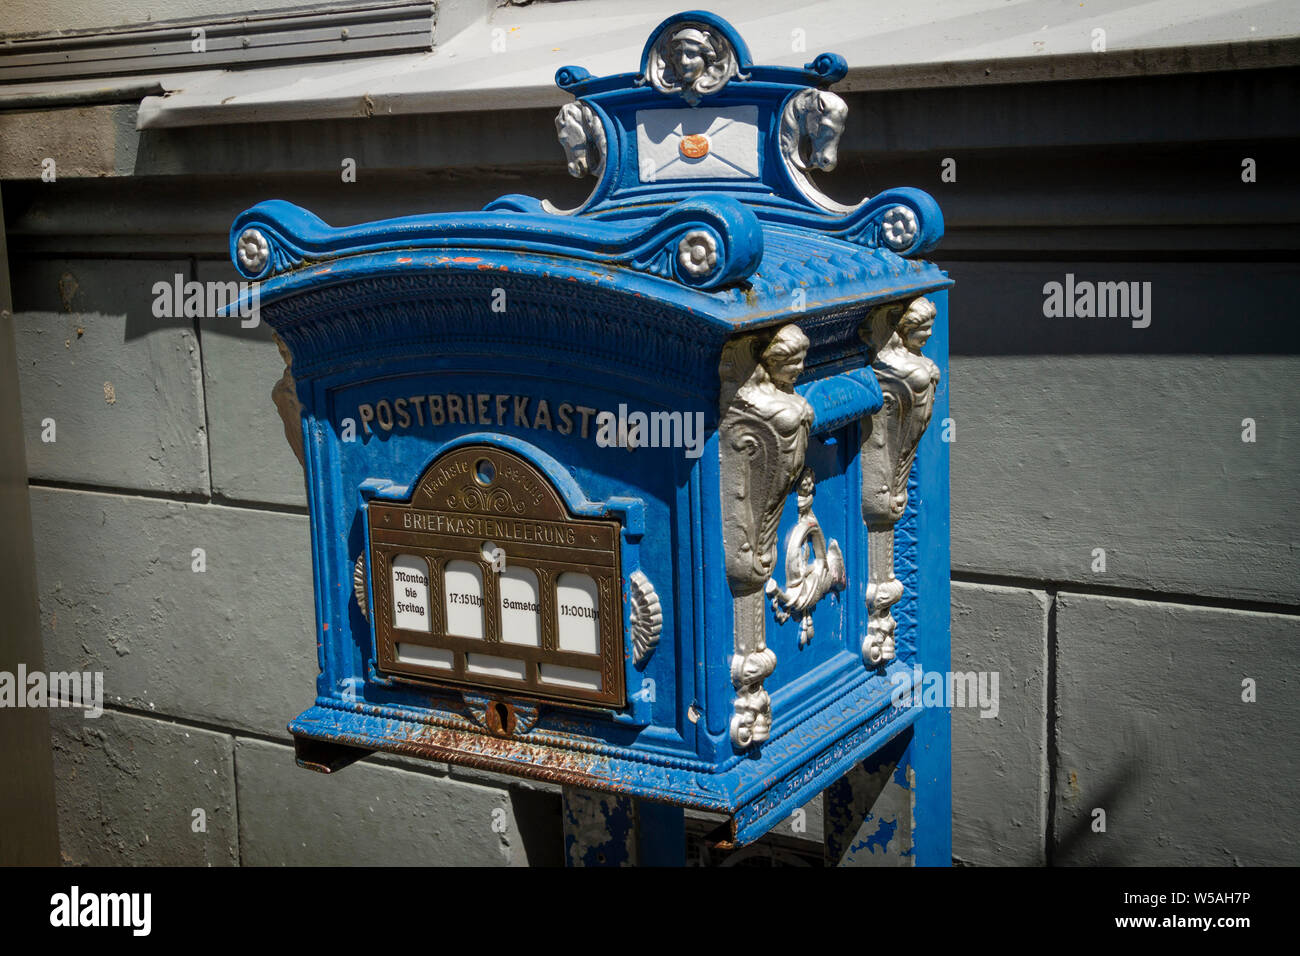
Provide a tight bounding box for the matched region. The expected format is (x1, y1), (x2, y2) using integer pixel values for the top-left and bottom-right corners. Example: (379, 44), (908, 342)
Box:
(369, 444), (626, 709)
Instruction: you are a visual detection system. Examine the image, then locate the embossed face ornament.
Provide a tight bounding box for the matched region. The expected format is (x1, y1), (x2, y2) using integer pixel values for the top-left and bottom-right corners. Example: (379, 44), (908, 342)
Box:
(761, 325), (811, 392)
(751, 692), (772, 740)
(899, 304), (936, 352)
(795, 468), (816, 514)
(770, 348), (806, 391)
(669, 29), (713, 83)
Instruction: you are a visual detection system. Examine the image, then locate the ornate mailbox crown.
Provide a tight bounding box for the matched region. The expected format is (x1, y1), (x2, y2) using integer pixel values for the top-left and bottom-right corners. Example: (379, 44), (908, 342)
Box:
(235, 10), (953, 849)
(231, 11), (943, 292)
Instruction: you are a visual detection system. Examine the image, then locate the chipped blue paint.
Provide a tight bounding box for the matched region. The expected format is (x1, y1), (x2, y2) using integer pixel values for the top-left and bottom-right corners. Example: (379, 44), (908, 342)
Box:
(563, 789), (638, 867)
(856, 816), (898, 856)
(892, 758), (911, 790)
(247, 10), (951, 855)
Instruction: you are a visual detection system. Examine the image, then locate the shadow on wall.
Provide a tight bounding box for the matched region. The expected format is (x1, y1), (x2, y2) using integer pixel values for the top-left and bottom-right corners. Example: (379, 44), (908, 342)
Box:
(1052, 752), (1146, 866)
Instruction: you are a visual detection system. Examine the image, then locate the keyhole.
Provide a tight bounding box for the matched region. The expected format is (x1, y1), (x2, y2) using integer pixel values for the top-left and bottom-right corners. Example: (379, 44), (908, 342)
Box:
(493, 701), (511, 734)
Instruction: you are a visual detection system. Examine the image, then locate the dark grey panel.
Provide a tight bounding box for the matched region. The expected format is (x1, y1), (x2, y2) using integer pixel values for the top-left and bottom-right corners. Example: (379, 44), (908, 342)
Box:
(1054, 593), (1300, 866)
(945, 260), (1300, 355)
(31, 487), (318, 739)
(951, 355), (1300, 605)
(12, 257), (211, 495)
(951, 582), (1049, 866)
(51, 707), (238, 866)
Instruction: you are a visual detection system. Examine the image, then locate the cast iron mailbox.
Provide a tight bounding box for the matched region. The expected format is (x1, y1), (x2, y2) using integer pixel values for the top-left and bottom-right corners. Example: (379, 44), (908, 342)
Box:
(231, 10), (953, 855)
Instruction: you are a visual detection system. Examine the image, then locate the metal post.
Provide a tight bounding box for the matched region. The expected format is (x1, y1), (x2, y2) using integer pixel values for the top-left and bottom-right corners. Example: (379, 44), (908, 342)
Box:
(823, 734), (914, 866)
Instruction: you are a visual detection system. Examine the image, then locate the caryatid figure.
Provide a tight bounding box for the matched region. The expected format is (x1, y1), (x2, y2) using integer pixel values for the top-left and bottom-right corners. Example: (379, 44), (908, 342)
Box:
(860, 297), (940, 665)
(719, 324), (815, 746)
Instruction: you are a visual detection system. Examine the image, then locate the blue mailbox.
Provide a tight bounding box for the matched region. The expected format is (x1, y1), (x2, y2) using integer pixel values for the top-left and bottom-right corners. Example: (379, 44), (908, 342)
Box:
(231, 10), (953, 856)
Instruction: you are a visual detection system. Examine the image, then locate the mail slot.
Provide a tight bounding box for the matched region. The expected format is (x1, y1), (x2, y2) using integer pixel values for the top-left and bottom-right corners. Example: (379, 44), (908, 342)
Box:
(231, 10), (953, 849)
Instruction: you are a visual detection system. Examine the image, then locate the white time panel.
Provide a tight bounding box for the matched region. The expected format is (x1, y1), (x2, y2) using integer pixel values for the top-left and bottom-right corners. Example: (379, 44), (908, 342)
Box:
(390, 554), (431, 632)
(444, 559), (485, 639)
(556, 571), (600, 654)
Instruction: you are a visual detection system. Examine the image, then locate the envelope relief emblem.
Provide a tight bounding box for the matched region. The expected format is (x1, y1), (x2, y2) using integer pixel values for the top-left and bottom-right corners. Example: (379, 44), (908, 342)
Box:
(636, 106), (759, 181)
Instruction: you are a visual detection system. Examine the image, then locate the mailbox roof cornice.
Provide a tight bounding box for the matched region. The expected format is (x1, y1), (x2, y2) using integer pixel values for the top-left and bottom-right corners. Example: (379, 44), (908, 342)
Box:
(236, 212), (951, 333)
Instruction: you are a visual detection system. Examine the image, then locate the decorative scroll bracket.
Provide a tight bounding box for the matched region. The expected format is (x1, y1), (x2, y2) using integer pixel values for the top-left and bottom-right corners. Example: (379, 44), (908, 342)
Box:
(719, 324), (815, 749)
(765, 467), (846, 647)
(859, 297), (941, 666)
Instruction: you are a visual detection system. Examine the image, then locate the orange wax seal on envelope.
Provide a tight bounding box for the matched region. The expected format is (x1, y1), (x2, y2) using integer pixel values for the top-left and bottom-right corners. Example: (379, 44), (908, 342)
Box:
(679, 134), (710, 158)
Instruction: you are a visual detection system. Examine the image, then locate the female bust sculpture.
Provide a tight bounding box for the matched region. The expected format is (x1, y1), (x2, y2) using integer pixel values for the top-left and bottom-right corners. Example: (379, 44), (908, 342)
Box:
(860, 297), (940, 664)
(879, 297), (940, 409)
(864, 296), (940, 522)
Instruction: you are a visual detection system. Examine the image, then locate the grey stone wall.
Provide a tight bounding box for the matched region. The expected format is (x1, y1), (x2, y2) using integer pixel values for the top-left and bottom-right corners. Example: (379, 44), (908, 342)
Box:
(5, 61), (1297, 865)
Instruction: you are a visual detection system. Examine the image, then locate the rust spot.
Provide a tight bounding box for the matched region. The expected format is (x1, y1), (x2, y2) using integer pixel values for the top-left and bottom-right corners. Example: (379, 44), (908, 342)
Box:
(395, 257), (413, 264)
(314, 268), (332, 275)
(294, 724), (732, 819)
(382, 723), (609, 782)
(57, 272), (79, 313)
(449, 256), (481, 263)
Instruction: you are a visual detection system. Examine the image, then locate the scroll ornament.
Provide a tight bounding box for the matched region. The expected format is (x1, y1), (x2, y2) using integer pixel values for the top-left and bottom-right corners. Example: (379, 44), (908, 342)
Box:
(773, 85), (941, 255)
(778, 88), (850, 214)
(628, 570), (663, 665)
(860, 297), (940, 665)
(719, 324), (815, 748)
(353, 554), (368, 619)
(766, 467), (846, 647)
(235, 195), (763, 291)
